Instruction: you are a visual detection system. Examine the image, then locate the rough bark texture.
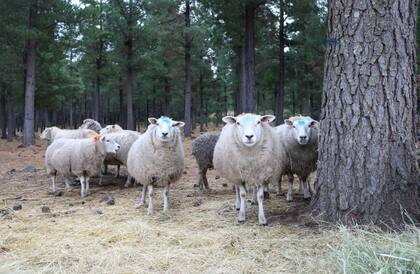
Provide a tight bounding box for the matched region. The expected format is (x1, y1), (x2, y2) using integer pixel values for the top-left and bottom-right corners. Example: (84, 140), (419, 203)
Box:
(184, 0), (192, 137)
(274, 0), (285, 125)
(125, 0), (135, 131)
(242, 2), (256, 113)
(22, 3), (37, 146)
(311, 0), (419, 227)
(0, 85), (6, 139)
(7, 91), (14, 142)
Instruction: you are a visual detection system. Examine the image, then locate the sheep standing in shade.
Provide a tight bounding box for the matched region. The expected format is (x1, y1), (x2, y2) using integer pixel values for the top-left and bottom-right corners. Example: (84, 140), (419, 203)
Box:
(40, 127), (97, 142)
(103, 131), (141, 186)
(213, 113), (283, 225)
(127, 116), (184, 215)
(191, 132), (220, 191)
(45, 135), (120, 197)
(79, 118), (102, 133)
(275, 116), (319, 201)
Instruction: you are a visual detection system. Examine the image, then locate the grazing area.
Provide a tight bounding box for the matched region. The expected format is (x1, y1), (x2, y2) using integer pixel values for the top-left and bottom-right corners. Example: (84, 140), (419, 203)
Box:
(0, 138), (418, 273)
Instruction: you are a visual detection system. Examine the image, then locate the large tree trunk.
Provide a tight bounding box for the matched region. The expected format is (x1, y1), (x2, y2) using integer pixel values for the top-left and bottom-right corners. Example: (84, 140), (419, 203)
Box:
(22, 3), (37, 146)
(274, 0), (285, 124)
(199, 71), (204, 132)
(126, 67), (134, 130)
(125, 0), (135, 130)
(163, 76), (171, 116)
(7, 90), (14, 142)
(183, 0), (192, 137)
(0, 84), (6, 139)
(242, 2), (257, 113)
(311, 0), (419, 227)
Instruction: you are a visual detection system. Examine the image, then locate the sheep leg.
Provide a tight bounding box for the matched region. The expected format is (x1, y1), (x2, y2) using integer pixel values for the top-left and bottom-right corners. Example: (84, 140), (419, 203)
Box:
(64, 178), (73, 192)
(98, 174), (103, 186)
(198, 169), (205, 191)
(298, 180), (304, 194)
(114, 165), (120, 178)
(147, 184), (154, 215)
(85, 177), (90, 195)
(251, 185), (257, 205)
(308, 180), (313, 195)
(124, 175), (133, 187)
(103, 164), (108, 175)
(238, 183), (246, 223)
(257, 185), (267, 225)
(51, 174), (56, 193)
(235, 185), (241, 210)
(80, 176), (86, 197)
(139, 184), (147, 206)
(286, 175), (294, 202)
(202, 169), (210, 190)
(302, 178), (311, 199)
(276, 176), (282, 196)
(163, 182), (170, 214)
(263, 183), (270, 199)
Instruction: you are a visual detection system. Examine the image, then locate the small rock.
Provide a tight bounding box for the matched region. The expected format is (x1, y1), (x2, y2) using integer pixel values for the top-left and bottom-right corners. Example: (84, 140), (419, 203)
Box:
(0, 208), (11, 217)
(41, 206), (50, 213)
(68, 203), (74, 207)
(100, 193), (115, 205)
(215, 175), (220, 180)
(8, 169), (16, 174)
(20, 165), (37, 173)
(192, 198), (202, 207)
(222, 183), (228, 187)
(183, 171), (187, 174)
(17, 144), (25, 148)
(193, 184), (199, 188)
(95, 210), (103, 215)
(81, 201), (85, 205)
(65, 208), (76, 214)
(12, 204), (22, 211)
(186, 193), (193, 197)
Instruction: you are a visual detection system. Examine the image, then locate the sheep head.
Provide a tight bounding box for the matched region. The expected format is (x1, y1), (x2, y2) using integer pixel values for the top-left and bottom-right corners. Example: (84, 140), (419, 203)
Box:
(284, 116), (318, 145)
(40, 127), (52, 140)
(222, 113), (275, 147)
(148, 116), (185, 143)
(99, 135), (121, 154)
(99, 124), (123, 135)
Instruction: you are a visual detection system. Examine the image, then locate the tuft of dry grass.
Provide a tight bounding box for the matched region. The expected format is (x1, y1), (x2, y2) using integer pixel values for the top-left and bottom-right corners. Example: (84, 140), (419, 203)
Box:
(0, 138), (416, 274)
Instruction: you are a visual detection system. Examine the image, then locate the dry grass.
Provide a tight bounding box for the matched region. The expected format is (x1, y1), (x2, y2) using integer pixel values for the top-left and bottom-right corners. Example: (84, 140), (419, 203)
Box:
(0, 137), (416, 273)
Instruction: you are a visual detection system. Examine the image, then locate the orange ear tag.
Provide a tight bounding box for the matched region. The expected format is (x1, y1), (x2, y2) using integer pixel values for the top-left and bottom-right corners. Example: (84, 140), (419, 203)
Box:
(93, 135), (100, 142)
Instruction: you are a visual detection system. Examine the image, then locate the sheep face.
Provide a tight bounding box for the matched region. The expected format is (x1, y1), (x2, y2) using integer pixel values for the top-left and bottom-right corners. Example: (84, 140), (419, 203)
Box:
(285, 117), (317, 145)
(101, 136), (121, 154)
(40, 128), (52, 140)
(222, 114), (275, 147)
(148, 116), (185, 142)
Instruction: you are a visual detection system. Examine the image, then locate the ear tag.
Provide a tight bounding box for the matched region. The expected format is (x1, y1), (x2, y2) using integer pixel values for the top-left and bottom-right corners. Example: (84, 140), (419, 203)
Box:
(94, 135), (100, 142)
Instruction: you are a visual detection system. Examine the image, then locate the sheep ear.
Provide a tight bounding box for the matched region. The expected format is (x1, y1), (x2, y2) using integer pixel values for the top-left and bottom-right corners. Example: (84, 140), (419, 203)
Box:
(148, 117), (158, 125)
(260, 115), (275, 124)
(309, 120), (318, 128)
(222, 116), (236, 124)
(285, 119), (293, 126)
(172, 121), (185, 128)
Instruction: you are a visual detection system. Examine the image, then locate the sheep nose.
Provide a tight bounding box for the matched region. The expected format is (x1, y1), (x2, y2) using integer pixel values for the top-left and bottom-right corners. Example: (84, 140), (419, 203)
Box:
(162, 132), (168, 137)
(299, 136), (307, 141)
(245, 135), (254, 140)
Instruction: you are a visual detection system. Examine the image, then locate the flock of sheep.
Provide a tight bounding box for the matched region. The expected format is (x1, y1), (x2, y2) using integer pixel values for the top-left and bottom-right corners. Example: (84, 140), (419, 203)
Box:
(40, 113), (319, 225)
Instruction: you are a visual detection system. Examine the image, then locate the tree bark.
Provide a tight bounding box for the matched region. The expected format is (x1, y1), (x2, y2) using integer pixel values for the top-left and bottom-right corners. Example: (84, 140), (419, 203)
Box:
(22, 3), (37, 146)
(6, 90), (14, 142)
(274, 0), (285, 124)
(183, 0), (192, 137)
(163, 76), (171, 116)
(311, 0), (419, 227)
(199, 71), (204, 132)
(242, 2), (257, 113)
(0, 84), (6, 139)
(125, 2), (135, 130)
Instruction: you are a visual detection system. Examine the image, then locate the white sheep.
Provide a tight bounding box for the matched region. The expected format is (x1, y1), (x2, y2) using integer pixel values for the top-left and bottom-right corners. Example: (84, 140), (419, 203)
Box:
(79, 118), (102, 133)
(275, 116), (319, 201)
(99, 124), (123, 134)
(127, 116), (185, 215)
(102, 131), (141, 186)
(213, 113), (283, 225)
(40, 127), (97, 142)
(45, 135), (120, 197)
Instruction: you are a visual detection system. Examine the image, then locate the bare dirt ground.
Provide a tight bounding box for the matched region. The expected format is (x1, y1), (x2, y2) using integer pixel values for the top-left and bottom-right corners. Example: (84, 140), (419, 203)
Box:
(0, 137), (341, 273)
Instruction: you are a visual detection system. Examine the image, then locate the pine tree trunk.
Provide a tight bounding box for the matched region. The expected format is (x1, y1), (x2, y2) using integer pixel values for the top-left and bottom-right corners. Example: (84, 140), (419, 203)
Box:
(243, 2), (256, 113)
(7, 90), (14, 142)
(274, 0), (285, 124)
(184, 0), (192, 137)
(126, 67), (134, 130)
(199, 71), (204, 132)
(311, 0), (420, 227)
(1, 84), (6, 139)
(163, 74), (171, 116)
(22, 4), (37, 146)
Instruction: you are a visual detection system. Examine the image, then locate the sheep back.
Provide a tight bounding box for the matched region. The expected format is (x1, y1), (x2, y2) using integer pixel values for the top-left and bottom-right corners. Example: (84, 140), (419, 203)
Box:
(191, 132), (220, 170)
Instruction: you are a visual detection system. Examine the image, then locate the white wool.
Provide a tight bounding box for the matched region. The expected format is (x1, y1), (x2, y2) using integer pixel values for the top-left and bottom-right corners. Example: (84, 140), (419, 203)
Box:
(41, 127), (97, 142)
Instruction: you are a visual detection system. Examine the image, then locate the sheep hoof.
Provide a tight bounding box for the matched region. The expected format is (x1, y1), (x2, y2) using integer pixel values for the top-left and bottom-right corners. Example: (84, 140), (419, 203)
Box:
(249, 201), (257, 206)
(276, 192), (284, 197)
(286, 197), (293, 202)
(259, 222), (267, 226)
(238, 220), (245, 224)
(264, 192), (270, 199)
(235, 207), (240, 211)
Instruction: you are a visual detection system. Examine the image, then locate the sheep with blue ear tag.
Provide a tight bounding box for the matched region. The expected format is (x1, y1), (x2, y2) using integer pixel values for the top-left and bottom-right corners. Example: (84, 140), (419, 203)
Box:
(213, 113), (285, 225)
(127, 116), (185, 215)
(275, 115), (319, 201)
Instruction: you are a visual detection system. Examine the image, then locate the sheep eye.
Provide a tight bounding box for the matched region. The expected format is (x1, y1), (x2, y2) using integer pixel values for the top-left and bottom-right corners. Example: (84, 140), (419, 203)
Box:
(236, 122), (240, 126)
(106, 140), (110, 143)
(257, 121), (261, 124)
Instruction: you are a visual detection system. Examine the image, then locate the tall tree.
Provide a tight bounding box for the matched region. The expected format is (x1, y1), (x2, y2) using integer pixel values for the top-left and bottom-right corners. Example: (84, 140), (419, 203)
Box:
(23, 1), (37, 146)
(311, 0), (419, 227)
(184, 0), (192, 136)
(274, 0), (285, 124)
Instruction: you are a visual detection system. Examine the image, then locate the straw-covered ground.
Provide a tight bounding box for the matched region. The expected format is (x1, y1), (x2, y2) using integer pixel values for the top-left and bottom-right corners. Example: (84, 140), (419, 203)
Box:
(0, 137), (418, 274)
